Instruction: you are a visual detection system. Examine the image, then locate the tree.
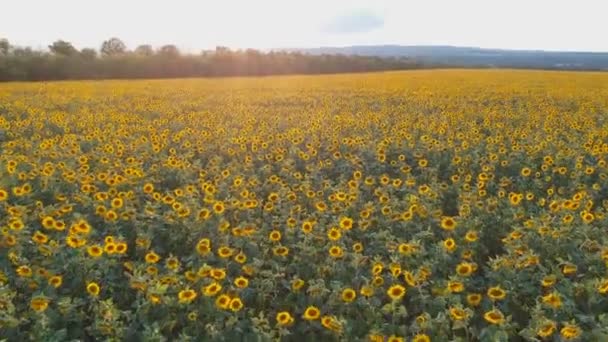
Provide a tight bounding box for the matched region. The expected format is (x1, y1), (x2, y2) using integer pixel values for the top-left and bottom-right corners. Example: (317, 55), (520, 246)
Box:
(100, 37), (126, 57)
(49, 40), (78, 56)
(158, 45), (180, 58)
(0, 38), (9, 55)
(134, 44), (154, 56)
(80, 48), (97, 60)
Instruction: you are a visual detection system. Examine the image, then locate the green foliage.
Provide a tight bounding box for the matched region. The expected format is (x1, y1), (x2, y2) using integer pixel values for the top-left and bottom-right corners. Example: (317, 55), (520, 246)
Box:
(0, 37), (420, 81)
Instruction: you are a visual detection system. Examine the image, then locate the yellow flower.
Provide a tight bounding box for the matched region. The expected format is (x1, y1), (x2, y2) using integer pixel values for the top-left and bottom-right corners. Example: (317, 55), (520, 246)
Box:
(487, 286), (506, 301)
(464, 230), (478, 242)
(202, 282), (222, 297)
(447, 281), (464, 293)
(276, 311), (294, 326)
(178, 289), (197, 303)
(327, 227), (341, 241)
(321, 315), (342, 333)
(449, 307), (468, 320)
(440, 216), (457, 230)
(16, 265), (32, 278)
(0, 189), (8, 201)
(537, 320), (556, 338)
(455, 262), (474, 276)
(597, 278), (608, 294)
(339, 217), (353, 230)
(443, 238), (456, 252)
(329, 246), (344, 258)
(87, 282), (100, 297)
(87, 245), (104, 258)
(541, 275), (557, 287)
(302, 306), (321, 320)
(30, 296), (50, 312)
(215, 294), (231, 309)
(268, 230), (281, 242)
(229, 297), (244, 312)
(387, 284), (406, 301)
(466, 293), (482, 306)
(560, 323), (582, 340)
(483, 309), (505, 325)
(387, 335), (404, 342)
(341, 288), (356, 303)
(412, 333), (431, 342)
(48, 275), (63, 288)
(562, 263), (577, 276)
(145, 251), (161, 263)
(234, 276), (249, 288)
(541, 292), (562, 308)
(291, 278), (305, 291)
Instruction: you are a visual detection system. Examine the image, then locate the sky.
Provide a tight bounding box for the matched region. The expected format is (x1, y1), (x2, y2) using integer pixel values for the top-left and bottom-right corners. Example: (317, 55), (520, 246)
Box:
(2, 0), (607, 52)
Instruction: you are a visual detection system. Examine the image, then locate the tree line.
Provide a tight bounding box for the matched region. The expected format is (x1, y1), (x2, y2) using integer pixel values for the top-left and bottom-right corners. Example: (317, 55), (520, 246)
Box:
(0, 37), (422, 81)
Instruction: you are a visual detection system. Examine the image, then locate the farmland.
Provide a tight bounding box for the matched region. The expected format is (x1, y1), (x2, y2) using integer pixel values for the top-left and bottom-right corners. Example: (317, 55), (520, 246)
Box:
(1, 70), (608, 341)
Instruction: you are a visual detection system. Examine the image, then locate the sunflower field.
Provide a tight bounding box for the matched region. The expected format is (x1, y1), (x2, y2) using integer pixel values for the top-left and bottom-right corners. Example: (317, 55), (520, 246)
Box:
(1, 70), (608, 341)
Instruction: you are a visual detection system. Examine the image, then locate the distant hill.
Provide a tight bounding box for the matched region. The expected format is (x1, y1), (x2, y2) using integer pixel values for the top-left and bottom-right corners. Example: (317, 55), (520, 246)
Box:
(279, 45), (608, 70)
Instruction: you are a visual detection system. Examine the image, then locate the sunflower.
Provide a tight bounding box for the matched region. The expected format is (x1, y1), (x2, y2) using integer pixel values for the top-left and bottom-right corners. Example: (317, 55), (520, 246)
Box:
(329, 246), (344, 258)
(145, 251), (161, 263)
(302, 306), (321, 320)
(143, 183), (154, 194)
(234, 276), (249, 288)
(327, 227), (341, 241)
(273, 246), (289, 256)
(487, 286), (506, 301)
(0, 189), (8, 201)
(111, 197), (123, 209)
(440, 216), (457, 230)
(87, 245), (104, 258)
(291, 279), (305, 291)
(213, 201), (225, 214)
(447, 281), (464, 293)
(30, 296), (50, 312)
(597, 278), (608, 294)
(41, 216), (55, 229)
(387, 335), (404, 342)
(32, 231), (49, 244)
(464, 230), (478, 242)
(537, 320), (557, 338)
(466, 293), (482, 306)
(341, 288), (356, 303)
(16, 265), (33, 277)
(215, 294), (231, 309)
(339, 217), (353, 230)
(268, 230), (281, 242)
(455, 262), (474, 276)
(178, 289), (197, 303)
(541, 275), (557, 287)
(560, 323), (582, 340)
(483, 309), (505, 325)
(115, 242), (127, 254)
(443, 238), (456, 252)
(276, 311), (294, 326)
(541, 292), (562, 308)
(48, 275), (63, 288)
(229, 297), (244, 312)
(387, 284), (406, 301)
(202, 282), (222, 297)
(104, 242), (117, 254)
(562, 263), (577, 276)
(86, 282), (100, 297)
(321, 315), (342, 332)
(449, 307), (467, 320)
(412, 334), (431, 342)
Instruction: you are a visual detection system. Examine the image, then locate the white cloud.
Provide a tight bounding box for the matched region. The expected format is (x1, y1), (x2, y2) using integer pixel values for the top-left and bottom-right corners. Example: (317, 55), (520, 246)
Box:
(1, 0), (606, 51)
